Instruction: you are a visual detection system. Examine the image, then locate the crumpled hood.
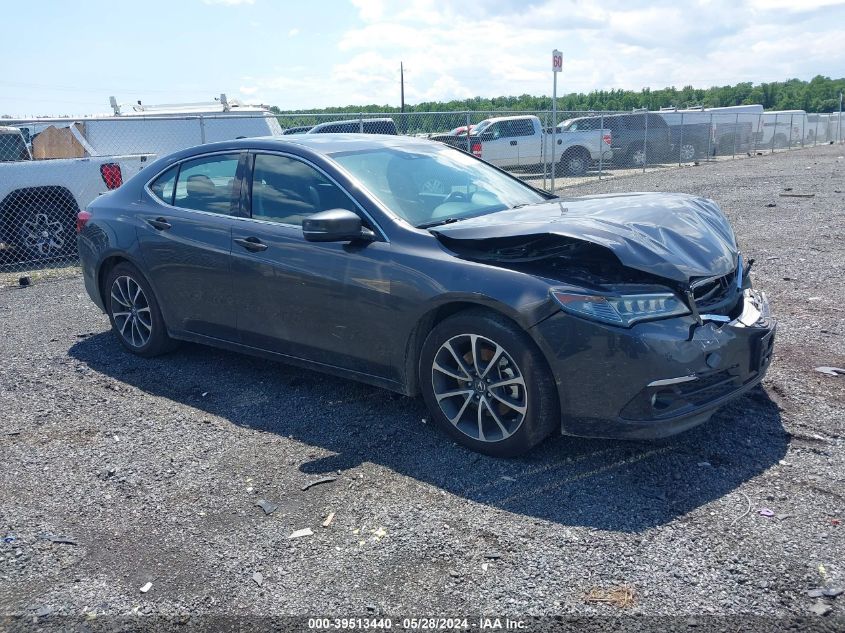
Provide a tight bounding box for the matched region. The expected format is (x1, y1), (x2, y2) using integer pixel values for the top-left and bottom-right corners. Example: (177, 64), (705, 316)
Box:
(432, 192), (738, 283)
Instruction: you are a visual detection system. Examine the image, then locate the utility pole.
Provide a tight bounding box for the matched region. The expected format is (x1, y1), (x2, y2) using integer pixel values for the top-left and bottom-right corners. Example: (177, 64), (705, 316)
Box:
(839, 91), (843, 143)
(400, 62), (405, 113)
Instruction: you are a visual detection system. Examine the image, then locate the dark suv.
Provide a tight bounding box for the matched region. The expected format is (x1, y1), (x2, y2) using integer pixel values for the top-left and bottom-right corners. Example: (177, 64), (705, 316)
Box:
(561, 113), (672, 166)
(307, 118), (398, 135)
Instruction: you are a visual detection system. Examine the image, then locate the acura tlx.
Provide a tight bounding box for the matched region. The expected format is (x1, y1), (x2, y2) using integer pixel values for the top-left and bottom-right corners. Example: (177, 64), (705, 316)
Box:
(77, 134), (775, 456)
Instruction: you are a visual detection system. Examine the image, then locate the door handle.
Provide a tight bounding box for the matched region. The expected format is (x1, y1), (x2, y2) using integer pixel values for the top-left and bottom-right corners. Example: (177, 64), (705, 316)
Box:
(510, 140), (518, 146)
(234, 237), (269, 252)
(146, 217), (171, 230)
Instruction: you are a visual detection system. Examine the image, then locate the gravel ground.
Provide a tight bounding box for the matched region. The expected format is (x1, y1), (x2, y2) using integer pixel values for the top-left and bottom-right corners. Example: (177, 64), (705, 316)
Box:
(1, 144), (844, 630)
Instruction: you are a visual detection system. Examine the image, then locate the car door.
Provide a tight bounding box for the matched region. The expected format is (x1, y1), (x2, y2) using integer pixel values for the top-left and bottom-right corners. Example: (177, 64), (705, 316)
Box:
(229, 151), (396, 378)
(513, 118), (541, 166)
(136, 152), (245, 340)
(479, 121), (514, 167)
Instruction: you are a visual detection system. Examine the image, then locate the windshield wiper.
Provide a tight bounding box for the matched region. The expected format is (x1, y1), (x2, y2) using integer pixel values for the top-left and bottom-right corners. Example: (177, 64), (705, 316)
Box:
(417, 217), (464, 229)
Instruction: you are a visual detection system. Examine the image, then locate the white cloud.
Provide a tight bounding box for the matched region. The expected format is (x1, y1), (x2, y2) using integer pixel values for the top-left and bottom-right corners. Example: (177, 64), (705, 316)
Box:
(288, 28), (300, 37)
(243, 0), (845, 109)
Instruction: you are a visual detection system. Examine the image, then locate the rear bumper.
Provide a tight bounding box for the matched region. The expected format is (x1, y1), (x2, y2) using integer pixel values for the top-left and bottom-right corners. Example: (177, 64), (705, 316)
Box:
(531, 289), (776, 440)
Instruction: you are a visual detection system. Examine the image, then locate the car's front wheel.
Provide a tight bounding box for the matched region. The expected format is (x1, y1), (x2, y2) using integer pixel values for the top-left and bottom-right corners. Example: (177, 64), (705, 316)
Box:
(105, 262), (175, 357)
(419, 310), (559, 457)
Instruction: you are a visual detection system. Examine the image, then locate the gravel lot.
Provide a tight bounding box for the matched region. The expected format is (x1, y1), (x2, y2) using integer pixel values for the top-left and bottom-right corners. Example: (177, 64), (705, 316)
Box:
(1, 144), (844, 630)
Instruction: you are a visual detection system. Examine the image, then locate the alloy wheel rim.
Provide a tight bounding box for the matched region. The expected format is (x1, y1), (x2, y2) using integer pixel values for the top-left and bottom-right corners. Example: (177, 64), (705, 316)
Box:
(20, 213), (65, 258)
(567, 157), (585, 173)
(110, 276), (152, 348)
(680, 144), (696, 161)
(431, 333), (527, 443)
(633, 149), (647, 165)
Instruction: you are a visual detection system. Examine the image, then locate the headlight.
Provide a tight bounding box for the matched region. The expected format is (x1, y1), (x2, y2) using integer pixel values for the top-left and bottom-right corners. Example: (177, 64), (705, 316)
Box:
(550, 289), (690, 327)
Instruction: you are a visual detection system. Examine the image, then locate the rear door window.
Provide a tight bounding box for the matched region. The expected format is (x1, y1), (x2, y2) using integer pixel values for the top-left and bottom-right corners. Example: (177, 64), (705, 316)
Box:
(173, 154), (241, 214)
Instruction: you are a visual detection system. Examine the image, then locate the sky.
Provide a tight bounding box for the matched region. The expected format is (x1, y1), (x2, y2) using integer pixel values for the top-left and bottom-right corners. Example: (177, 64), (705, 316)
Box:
(2, 0), (844, 117)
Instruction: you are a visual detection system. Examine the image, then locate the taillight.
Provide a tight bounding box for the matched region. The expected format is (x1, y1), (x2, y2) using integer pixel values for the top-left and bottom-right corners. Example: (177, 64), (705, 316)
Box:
(471, 142), (482, 157)
(602, 133), (612, 146)
(100, 163), (123, 189)
(76, 210), (92, 233)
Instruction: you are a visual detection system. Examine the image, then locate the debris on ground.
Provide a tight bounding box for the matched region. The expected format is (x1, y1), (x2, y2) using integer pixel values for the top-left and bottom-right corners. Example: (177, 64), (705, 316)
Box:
(809, 601), (833, 616)
(779, 192), (815, 198)
(484, 552), (503, 559)
(34, 606), (53, 617)
(501, 476), (517, 482)
(252, 571), (263, 587)
(255, 499), (278, 515)
(814, 366), (845, 377)
(289, 528), (313, 539)
(731, 491), (752, 525)
(824, 587), (844, 598)
(371, 527), (387, 540)
(301, 476), (337, 491)
(46, 536), (78, 546)
(808, 588), (825, 598)
(18, 276), (30, 288)
(766, 203), (777, 207)
(481, 563), (489, 572)
(760, 508), (775, 517)
(139, 582), (152, 593)
(322, 512), (335, 528)
(584, 585), (636, 608)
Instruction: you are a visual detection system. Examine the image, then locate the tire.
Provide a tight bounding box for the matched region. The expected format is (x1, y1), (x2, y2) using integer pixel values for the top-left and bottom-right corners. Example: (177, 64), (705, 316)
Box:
(679, 142), (698, 162)
(625, 143), (649, 167)
(105, 262), (176, 357)
(773, 133), (788, 149)
(14, 197), (76, 262)
(419, 309), (559, 457)
(558, 148), (590, 176)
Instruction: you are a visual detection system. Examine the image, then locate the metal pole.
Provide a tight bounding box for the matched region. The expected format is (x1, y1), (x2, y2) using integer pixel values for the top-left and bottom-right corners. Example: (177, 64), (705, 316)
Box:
(359, 113), (364, 134)
(551, 72), (557, 194)
(838, 92), (843, 143)
(400, 62), (405, 114)
(466, 111), (471, 154)
(706, 112), (713, 160)
(199, 115), (206, 144)
(814, 115), (819, 146)
(732, 112), (738, 159)
(542, 111), (548, 190)
(598, 112), (604, 181)
(678, 112), (684, 166)
(642, 111), (648, 173)
(771, 114), (777, 154)
(789, 113), (794, 150)
(752, 114), (760, 155)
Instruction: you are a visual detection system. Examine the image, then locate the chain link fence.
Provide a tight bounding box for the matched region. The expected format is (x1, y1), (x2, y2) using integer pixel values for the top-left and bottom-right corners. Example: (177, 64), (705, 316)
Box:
(1, 109), (843, 274)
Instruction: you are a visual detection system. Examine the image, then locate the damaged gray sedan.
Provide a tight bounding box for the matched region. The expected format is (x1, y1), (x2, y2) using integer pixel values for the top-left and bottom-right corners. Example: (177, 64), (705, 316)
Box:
(77, 134), (775, 456)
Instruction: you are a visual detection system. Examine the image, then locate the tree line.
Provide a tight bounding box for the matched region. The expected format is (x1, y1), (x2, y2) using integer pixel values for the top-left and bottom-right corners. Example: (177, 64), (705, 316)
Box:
(271, 75), (845, 116)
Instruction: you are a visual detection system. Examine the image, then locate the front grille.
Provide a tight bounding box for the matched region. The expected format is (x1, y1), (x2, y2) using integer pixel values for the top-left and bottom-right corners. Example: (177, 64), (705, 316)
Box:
(691, 268), (741, 315)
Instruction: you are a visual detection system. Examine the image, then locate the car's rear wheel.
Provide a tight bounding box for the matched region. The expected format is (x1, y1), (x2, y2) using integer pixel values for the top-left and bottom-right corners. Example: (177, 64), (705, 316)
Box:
(419, 310), (559, 457)
(559, 148), (590, 176)
(679, 142), (698, 161)
(105, 262), (175, 357)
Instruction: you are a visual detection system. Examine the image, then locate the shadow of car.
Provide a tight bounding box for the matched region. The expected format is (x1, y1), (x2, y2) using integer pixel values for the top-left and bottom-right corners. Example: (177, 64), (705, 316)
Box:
(69, 333), (787, 532)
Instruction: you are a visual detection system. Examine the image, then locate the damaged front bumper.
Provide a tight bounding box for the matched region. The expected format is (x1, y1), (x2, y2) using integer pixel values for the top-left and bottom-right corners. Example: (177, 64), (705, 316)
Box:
(531, 289), (776, 440)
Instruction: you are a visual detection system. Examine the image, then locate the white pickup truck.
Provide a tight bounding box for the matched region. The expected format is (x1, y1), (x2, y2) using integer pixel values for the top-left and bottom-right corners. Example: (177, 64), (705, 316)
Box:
(0, 126), (152, 265)
(466, 115), (613, 176)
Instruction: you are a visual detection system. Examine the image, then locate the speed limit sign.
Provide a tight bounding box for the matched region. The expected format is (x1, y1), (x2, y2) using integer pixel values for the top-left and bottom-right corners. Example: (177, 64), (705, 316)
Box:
(552, 49), (563, 73)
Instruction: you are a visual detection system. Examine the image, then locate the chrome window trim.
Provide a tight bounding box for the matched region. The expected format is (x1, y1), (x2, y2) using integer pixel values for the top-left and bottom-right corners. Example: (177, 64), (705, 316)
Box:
(143, 150), (244, 216)
(143, 148), (389, 243)
(247, 150), (388, 242)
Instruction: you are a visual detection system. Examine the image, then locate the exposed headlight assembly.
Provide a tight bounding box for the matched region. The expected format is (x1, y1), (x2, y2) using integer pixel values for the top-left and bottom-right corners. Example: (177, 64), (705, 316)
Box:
(550, 289), (690, 327)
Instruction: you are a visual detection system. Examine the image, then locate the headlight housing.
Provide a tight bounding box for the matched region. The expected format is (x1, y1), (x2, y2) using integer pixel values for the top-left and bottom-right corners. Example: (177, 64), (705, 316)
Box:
(550, 289), (690, 327)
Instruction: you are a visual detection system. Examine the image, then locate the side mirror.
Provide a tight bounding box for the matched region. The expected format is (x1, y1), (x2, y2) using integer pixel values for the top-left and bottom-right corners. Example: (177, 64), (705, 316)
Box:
(302, 209), (373, 242)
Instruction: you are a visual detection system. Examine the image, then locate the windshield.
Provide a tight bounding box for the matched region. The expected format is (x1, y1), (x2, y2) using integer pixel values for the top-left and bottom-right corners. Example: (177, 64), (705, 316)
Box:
(471, 119), (492, 135)
(331, 144), (546, 228)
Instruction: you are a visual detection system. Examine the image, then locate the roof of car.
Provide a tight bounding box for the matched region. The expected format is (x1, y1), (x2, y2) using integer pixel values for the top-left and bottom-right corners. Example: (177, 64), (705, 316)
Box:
(195, 133), (441, 155)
